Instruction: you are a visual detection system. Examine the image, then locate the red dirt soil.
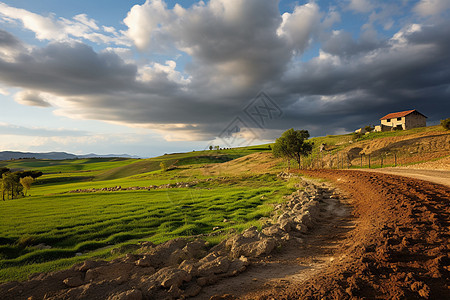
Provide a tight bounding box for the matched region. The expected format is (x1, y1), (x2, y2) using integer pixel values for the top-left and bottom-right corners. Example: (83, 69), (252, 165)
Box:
(246, 170), (450, 300)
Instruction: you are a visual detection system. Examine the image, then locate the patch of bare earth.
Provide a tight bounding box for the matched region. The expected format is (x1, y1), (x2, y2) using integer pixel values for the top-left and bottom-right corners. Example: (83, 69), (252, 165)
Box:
(194, 186), (353, 299)
(247, 170), (450, 299)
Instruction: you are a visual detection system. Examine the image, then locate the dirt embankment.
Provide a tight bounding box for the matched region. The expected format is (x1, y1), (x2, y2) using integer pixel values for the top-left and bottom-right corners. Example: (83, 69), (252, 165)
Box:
(320, 128), (450, 168)
(249, 170), (450, 299)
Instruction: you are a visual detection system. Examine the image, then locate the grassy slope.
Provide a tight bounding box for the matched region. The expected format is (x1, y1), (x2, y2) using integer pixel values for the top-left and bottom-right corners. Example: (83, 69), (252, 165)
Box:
(0, 175), (293, 281)
(0, 145), (282, 282)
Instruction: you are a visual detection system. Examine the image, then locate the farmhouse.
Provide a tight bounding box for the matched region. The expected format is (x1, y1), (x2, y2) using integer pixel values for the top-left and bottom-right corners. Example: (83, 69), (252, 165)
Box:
(374, 109), (427, 132)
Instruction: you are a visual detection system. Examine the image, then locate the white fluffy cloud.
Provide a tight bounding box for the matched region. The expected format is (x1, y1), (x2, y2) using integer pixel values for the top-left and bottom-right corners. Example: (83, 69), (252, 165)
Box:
(0, 3), (129, 46)
(277, 2), (321, 53)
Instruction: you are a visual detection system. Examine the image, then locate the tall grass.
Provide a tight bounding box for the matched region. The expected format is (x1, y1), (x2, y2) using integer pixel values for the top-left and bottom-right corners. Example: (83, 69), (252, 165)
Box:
(0, 174), (293, 282)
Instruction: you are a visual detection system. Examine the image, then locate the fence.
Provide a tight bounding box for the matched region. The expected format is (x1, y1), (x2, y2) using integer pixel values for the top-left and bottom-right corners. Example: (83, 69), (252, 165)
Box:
(301, 149), (449, 170)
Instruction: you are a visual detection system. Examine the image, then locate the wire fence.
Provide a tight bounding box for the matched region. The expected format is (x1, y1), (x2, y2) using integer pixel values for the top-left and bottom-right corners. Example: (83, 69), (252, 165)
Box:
(300, 149), (449, 170)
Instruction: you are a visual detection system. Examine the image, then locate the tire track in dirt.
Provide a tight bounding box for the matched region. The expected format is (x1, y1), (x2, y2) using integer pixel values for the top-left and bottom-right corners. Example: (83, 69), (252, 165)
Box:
(247, 170), (450, 300)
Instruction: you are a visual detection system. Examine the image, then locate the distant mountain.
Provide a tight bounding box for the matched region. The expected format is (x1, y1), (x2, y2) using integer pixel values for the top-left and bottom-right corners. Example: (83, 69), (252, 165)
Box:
(0, 151), (140, 161)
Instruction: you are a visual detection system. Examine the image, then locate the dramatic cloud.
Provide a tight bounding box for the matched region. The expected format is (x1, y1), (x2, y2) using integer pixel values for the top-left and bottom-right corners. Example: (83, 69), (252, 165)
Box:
(0, 0), (449, 142)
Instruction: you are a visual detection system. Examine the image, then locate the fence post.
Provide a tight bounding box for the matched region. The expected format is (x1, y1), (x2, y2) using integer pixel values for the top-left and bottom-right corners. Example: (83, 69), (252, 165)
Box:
(360, 154), (363, 167)
(394, 152), (397, 167)
(380, 154), (383, 168)
(368, 154), (371, 168)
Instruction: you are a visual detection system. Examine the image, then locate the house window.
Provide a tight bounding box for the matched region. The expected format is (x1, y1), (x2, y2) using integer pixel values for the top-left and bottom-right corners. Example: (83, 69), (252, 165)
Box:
(397, 117), (401, 121)
(386, 119), (390, 122)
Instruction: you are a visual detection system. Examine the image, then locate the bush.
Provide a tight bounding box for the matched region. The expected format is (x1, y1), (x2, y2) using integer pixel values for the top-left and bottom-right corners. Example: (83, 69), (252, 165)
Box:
(441, 118), (450, 130)
(353, 132), (363, 140)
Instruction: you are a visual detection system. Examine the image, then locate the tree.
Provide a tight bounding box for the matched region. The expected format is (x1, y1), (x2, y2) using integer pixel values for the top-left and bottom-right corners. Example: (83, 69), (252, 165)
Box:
(364, 125), (374, 133)
(441, 118), (450, 130)
(273, 129), (313, 169)
(20, 176), (34, 196)
(209, 145), (213, 150)
(1, 173), (18, 200)
(160, 162), (167, 172)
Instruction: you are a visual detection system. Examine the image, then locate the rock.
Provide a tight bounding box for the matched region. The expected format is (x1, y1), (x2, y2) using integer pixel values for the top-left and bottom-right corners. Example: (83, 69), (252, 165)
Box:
(138, 238), (188, 268)
(279, 218), (293, 232)
(242, 226), (258, 239)
(198, 256), (230, 276)
(262, 225), (284, 236)
(277, 212), (290, 223)
(123, 253), (139, 263)
(225, 256), (249, 276)
(183, 240), (207, 259)
(107, 289), (143, 300)
(63, 276), (84, 287)
(197, 275), (218, 287)
(149, 267), (192, 289)
(179, 259), (199, 276)
(298, 211), (315, 229)
(136, 256), (152, 267)
(168, 286), (182, 298)
(184, 283), (202, 297)
(84, 263), (133, 282)
(231, 238), (276, 258)
(295, 223), (307, 233)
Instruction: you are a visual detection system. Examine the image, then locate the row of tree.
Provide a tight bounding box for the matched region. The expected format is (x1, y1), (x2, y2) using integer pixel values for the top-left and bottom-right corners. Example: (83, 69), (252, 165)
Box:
(0, 168), (42, 200)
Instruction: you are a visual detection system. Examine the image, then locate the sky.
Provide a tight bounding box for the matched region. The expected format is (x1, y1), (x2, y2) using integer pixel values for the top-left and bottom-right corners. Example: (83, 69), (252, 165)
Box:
(0, 0), (449, 157)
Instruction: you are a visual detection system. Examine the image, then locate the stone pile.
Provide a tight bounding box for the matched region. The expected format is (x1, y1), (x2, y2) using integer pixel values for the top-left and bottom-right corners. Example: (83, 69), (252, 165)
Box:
(0, 173), (343, 300)
(67, 181), (198, 194)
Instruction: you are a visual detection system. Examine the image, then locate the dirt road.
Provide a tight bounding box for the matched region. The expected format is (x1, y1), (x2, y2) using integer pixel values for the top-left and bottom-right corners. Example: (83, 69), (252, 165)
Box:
(245, 170), (450, 299)
(357, 167), (450, 188)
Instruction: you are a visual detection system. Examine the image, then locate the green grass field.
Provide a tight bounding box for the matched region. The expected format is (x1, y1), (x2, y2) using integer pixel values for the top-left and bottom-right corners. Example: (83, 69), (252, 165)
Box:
(0, 145), (288, 282)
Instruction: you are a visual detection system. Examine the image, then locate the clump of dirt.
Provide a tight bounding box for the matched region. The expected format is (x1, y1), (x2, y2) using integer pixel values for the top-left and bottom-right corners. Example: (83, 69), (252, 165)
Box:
(248, 170), (450, 299)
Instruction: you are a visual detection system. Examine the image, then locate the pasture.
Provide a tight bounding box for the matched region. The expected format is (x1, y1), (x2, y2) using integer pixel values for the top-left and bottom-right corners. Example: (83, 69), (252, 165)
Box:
(0, 148), (288, 282)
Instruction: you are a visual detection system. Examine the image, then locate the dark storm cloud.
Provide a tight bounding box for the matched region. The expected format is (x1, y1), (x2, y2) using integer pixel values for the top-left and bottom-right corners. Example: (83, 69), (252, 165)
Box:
(0, 0), (449, 141)
(0, 42), (138, 95)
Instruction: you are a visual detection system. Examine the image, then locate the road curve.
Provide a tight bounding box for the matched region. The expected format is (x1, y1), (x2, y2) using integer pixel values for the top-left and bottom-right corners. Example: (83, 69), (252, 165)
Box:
(247, 169), (450, 299)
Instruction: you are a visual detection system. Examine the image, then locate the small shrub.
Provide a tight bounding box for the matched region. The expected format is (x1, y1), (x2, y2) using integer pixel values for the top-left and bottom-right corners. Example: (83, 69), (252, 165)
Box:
(353, 132), (363, 141)
(441, 118), (450, 130)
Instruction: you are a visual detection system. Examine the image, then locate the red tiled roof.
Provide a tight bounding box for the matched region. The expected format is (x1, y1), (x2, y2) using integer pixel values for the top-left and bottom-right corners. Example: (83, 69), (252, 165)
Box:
(380, 110), (427, 120)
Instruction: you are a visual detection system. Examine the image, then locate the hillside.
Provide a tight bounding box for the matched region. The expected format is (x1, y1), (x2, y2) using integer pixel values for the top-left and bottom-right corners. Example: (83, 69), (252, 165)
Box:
(305, 125), (450, 169)
(0, 151), (139, 161)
